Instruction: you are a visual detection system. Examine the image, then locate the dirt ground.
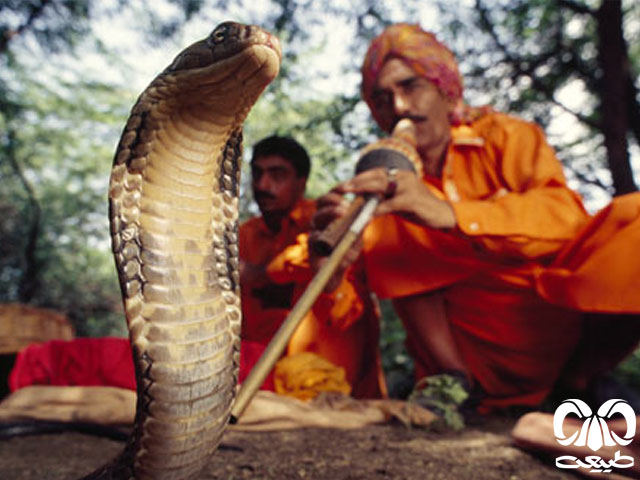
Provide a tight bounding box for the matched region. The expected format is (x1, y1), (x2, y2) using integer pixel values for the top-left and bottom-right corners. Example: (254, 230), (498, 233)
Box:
(0, 417), (579, 480)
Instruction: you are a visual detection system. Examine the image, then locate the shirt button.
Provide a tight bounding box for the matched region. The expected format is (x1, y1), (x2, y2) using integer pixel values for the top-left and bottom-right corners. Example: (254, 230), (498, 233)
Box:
(469, 222), (480, 232)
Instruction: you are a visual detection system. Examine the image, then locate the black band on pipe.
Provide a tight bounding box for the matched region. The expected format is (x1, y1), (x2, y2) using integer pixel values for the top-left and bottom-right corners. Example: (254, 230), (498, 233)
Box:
(354, 148), (416, 175)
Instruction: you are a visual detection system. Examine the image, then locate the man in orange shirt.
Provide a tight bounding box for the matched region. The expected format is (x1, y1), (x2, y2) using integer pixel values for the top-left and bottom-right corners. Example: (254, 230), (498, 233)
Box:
(313, 24), (640, 412)
(239, 135), (386, 399)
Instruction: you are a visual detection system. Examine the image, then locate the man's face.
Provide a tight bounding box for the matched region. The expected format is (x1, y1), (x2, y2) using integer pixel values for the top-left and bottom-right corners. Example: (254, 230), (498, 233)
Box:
(370, 58), (453, 163)
(251, 154), (306, 217)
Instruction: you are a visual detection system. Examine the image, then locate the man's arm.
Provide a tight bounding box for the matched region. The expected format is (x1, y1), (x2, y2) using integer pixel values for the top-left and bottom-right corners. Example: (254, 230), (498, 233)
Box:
(239, 259), (270, 287)
(334, 167), (457, 230)
(322, 116), (589, 262)
(448, 115), (589, 259)
(266, 233), (366, 331)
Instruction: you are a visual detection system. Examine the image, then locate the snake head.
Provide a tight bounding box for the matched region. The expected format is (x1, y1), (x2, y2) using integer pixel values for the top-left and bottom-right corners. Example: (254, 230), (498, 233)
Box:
(131, 21), (281, 127)
(208, 22), (282, 59)
(163, 21), (281, 74)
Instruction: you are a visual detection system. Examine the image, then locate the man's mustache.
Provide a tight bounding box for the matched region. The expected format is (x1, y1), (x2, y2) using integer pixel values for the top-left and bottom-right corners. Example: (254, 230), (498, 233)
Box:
(254, 191), (277, 202)
(392, 114), (427, 129)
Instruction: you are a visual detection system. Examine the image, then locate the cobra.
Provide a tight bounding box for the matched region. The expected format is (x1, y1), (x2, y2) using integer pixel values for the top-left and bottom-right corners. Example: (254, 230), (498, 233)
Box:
(82, 22), (281, 479)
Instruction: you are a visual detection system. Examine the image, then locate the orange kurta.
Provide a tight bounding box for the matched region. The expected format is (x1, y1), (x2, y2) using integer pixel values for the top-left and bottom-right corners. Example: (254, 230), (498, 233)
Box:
(239, 199), (386, 399)
(363, 112), (640, 409)
(239, 199), (317, 344)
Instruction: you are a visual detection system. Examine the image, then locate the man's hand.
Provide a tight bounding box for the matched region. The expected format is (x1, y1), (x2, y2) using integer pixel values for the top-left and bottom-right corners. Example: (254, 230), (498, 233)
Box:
(311, 190), (353, 233)
(251, 283), (295, 309)
(309, 191), (364, 292)
(309, 167), (457, 291)
(335, 167), (457, 229)
(239, 259), (269, 287)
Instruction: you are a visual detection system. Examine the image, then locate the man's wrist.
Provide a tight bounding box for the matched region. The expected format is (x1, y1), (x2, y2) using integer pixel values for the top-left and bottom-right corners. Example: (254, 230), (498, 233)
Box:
(416, 197), (457, 230)
(437, 201), (458, 229)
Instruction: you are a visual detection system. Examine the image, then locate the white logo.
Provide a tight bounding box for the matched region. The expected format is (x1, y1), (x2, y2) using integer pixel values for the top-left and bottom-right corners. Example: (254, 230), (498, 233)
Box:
(553, 398), (636, 473)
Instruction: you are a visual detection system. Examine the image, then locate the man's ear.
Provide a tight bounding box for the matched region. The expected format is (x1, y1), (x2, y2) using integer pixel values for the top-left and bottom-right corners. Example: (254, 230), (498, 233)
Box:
(447, 97), (457, 113)
(446, 97), (463, 125)
(295, 176), (308, 198)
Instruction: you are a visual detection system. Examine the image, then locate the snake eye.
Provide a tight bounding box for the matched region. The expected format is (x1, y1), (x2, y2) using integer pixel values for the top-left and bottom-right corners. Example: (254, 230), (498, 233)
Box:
(210, 24), (229, 44)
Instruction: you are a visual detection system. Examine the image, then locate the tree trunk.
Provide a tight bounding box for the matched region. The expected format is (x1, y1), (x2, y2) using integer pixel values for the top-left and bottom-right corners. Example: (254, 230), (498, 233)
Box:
(6, 128), (42, 302)
(627, 73), (640, 152)
(596, 0), (637, 195)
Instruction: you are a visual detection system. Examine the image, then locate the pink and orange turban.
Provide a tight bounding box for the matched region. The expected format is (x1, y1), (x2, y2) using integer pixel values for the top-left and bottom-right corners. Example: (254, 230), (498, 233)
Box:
(362, 24), (488, 129)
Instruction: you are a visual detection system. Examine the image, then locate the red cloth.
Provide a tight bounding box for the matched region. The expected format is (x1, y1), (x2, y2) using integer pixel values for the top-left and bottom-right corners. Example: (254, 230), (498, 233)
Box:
(238, 340), (275, 391)
(9, 337), (136, 392)
(9, 337), (276, 394)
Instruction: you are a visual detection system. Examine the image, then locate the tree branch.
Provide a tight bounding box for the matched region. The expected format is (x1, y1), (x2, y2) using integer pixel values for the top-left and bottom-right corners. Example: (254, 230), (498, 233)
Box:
(6, 127), (42, 302)
(595, 0), (636, 194)
(548, 96), (599, 129)
(626, 72), (640, 150)
(475, 0), (598, 129)
(557, 0), (595, 16)
(567, 164), (610, 192)
(0, 0), (53, 54)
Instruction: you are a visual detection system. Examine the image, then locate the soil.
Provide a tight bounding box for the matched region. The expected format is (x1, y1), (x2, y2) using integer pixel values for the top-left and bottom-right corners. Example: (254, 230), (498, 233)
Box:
(0, 417), (579, 480)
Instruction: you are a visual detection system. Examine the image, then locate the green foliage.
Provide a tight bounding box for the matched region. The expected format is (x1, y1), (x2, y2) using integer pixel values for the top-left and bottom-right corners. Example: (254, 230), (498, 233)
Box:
(0, 0), (213, 335)
(0, 59), (127, 334)
(614, 349), (640, 392)
(378, 299), (414, 399)
(409, 374), (470, 431)
(0, 0), (93, 54)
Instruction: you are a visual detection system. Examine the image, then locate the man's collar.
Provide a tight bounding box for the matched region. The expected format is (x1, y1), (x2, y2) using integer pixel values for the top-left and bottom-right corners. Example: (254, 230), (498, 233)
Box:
(259, 198), (311, 234)
(288, 198), (313, 228)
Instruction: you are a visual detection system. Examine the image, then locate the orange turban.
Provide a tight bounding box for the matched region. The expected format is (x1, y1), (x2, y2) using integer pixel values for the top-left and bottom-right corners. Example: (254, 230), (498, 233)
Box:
(362, 24), (489, 128)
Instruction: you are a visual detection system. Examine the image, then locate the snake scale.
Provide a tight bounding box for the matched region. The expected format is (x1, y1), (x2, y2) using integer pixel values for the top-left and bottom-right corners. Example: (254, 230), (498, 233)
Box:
(82, 22), (281, 479)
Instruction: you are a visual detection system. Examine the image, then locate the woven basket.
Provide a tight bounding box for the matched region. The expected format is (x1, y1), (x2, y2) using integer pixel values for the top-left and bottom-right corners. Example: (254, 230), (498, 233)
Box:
(0, 303), (74, 354)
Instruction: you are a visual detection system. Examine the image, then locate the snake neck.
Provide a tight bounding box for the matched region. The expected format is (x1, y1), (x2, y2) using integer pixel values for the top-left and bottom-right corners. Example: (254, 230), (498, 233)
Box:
(108, 102), (243, 478)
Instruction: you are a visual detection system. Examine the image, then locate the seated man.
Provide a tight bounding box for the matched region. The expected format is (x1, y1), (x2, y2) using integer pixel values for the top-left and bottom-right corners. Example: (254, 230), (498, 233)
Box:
(312, 23), (640, 412)
(239, 135), (386, 399)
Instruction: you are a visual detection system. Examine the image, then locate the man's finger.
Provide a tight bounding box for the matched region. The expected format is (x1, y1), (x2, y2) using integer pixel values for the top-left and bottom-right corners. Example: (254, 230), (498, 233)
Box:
(336, 168), (388, 195)
(312, 207), (346, 230)
(315, 191), (349, 209)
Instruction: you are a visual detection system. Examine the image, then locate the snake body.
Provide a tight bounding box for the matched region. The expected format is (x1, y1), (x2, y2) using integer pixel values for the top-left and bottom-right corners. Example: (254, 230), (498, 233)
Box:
(83, 22), (281, 479)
